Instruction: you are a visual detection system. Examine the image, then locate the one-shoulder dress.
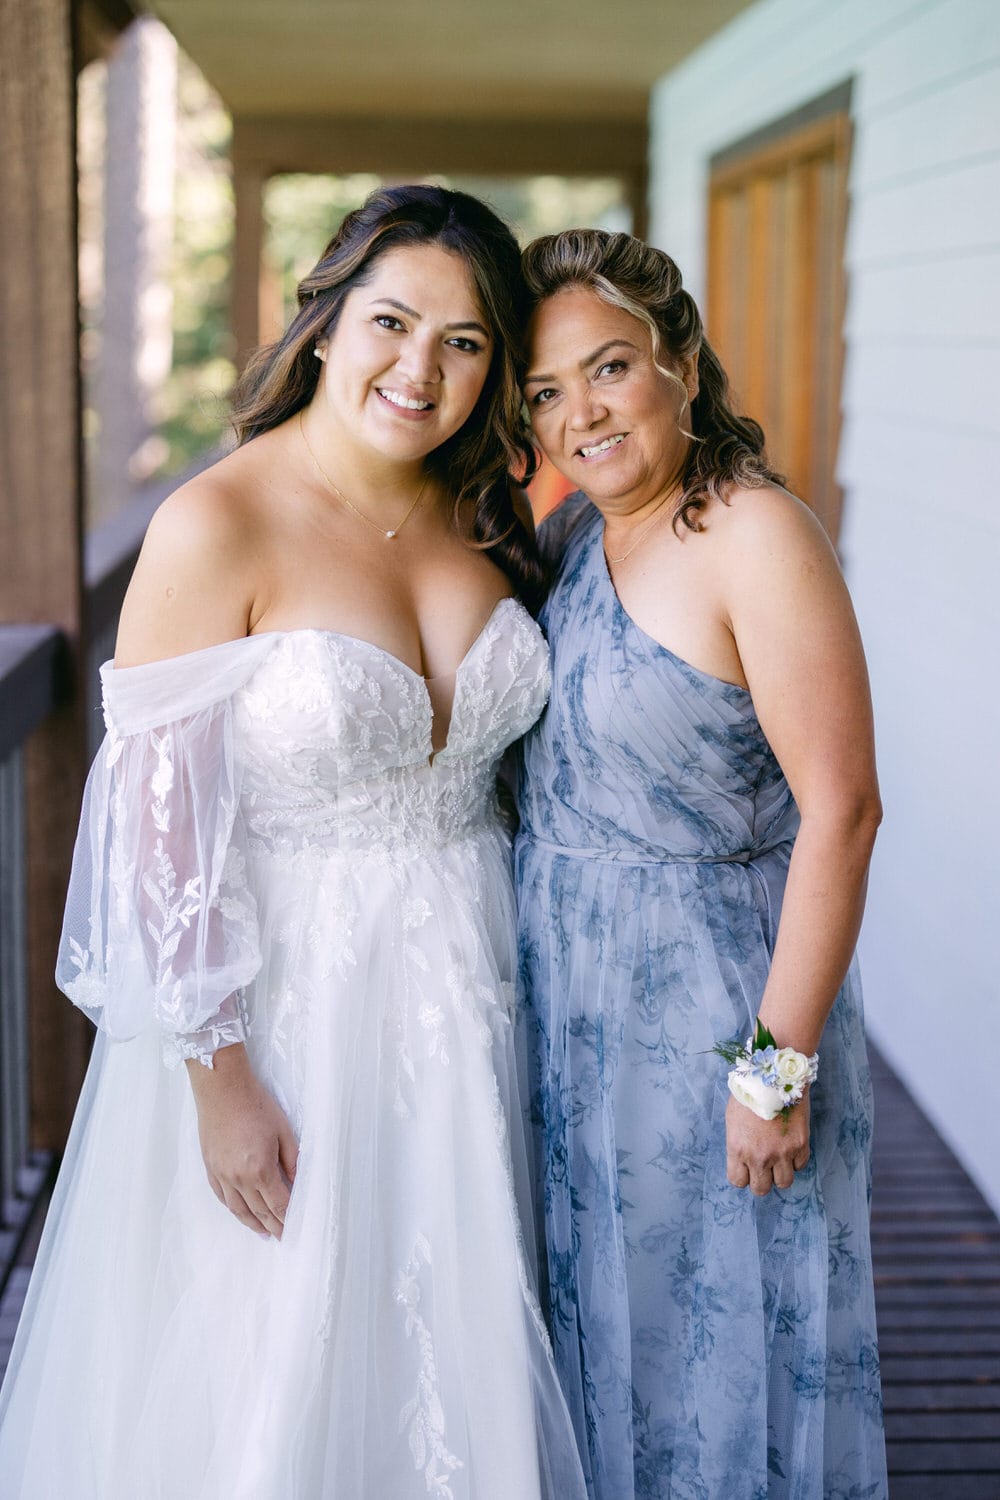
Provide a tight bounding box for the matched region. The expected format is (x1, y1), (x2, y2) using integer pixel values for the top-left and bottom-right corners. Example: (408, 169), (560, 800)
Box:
(515, 497), (887, 1500)
(0, 599), (588, 1500)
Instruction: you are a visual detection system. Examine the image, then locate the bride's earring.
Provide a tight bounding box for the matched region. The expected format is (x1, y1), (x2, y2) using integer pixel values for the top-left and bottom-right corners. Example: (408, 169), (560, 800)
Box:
(314, 345), (326, 361)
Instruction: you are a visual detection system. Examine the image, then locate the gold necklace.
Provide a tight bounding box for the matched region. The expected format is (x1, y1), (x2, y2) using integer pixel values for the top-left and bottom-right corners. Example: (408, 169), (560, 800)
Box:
(299, 411), (429, 540)
(604, 487), (680, 565)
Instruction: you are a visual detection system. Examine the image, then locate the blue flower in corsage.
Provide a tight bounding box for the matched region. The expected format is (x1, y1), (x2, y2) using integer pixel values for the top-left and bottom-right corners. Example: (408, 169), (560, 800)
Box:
(713, 1019), (819, 1122)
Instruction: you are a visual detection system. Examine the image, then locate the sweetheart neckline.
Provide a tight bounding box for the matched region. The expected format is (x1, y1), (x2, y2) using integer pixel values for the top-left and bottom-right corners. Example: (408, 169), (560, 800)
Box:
(252, 595), (535, 765)
(108, 595), (526, 681)
(101, 596), (547, 762)
(255, 594), (521, 686)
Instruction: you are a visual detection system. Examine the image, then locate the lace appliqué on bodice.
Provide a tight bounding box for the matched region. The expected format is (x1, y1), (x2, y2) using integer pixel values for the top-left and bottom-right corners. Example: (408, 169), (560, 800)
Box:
(233, 600), (548, 869)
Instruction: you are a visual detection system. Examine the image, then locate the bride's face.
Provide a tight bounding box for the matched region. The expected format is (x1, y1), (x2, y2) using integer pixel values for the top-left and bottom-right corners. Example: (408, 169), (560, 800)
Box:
(314, 242), (495, 463)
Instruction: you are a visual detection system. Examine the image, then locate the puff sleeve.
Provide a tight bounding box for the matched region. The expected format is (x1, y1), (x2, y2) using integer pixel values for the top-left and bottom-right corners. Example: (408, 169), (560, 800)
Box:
(56, 636), (277, 1068)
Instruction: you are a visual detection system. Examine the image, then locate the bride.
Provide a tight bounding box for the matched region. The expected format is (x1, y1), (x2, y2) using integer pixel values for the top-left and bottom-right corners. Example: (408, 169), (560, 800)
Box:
(0, 185), (586, 1500)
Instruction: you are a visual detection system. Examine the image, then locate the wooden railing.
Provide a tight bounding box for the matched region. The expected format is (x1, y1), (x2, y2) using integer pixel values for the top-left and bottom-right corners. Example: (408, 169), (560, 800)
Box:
(0, 627), (63, 1295)
(82, 479), (170, 754)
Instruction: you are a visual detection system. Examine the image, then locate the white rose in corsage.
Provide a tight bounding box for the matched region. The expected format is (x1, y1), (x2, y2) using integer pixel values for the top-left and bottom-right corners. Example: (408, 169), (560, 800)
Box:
(774, 1048), (812, 1088)
(727, 1065), (786, 1121)
(713, 1019), (818, 1124)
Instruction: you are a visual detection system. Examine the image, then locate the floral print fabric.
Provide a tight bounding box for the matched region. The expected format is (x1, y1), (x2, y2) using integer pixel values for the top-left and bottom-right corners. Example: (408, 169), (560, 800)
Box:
(515, 495), (887, 1500)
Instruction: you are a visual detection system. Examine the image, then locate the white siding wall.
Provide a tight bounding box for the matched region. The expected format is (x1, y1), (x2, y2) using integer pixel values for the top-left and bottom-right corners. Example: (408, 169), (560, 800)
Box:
(650, 0), (1000, 1210)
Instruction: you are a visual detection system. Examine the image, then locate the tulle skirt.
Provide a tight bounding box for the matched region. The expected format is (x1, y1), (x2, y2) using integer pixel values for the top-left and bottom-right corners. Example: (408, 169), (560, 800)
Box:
(0, 828), (586, 1499)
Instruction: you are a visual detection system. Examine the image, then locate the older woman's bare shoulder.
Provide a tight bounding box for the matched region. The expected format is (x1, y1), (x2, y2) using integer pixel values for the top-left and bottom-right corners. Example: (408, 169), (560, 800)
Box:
(712, 484), (836, 560)
(707, 484), (845, 616)
(717, 482), (817, 529)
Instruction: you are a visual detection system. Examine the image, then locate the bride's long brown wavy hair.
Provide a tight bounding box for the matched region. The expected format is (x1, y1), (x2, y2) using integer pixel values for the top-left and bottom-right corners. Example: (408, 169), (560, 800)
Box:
(231, 186), (545, 611)
(521, 229), (783, 533)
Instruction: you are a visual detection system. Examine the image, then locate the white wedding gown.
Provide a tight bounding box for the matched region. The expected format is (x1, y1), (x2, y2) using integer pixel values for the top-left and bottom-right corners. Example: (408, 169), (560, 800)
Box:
(0, 598), (587, 1500)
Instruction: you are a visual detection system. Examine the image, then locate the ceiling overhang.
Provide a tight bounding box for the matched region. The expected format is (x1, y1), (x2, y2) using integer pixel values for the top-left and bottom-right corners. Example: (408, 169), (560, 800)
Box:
(144, 1), (755, 125)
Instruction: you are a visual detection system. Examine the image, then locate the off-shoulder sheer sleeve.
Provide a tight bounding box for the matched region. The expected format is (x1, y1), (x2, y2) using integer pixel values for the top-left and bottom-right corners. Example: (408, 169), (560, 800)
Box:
(56, 636), (278, 1069)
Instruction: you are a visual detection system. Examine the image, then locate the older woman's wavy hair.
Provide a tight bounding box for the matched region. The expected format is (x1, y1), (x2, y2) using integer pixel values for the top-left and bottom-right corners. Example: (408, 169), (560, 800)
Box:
(231, 185), (544, 610)
(521, 229), (783, 532)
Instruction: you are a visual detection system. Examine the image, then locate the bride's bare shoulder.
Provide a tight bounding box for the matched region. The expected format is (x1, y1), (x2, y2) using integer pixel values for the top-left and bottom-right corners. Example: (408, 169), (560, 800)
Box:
(115, 448), (272, 666)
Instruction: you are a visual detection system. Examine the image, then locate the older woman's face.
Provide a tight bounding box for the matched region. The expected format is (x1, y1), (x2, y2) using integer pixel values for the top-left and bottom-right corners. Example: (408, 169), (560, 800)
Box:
(524, 284), (696, 514)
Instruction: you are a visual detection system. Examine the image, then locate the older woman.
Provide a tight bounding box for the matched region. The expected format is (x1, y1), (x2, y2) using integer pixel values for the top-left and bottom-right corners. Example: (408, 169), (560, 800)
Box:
(514, 230), (888, 1500)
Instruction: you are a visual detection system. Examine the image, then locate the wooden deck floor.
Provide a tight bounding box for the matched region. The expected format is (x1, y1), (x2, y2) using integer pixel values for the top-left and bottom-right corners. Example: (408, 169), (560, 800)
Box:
(2, 1044), (999, 1494)
(869, 1044), (1000, 1498)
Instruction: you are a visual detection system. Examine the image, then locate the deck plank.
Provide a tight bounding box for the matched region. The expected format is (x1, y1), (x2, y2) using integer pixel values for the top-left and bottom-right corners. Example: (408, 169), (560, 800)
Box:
(884, 1384), (1000, 1412)
(889, 1478), (1000, 1499)
(875, 1306), (1000, 1330)
(886, 1412), (1000, 1440)
(886, 1441), (1000, 1472)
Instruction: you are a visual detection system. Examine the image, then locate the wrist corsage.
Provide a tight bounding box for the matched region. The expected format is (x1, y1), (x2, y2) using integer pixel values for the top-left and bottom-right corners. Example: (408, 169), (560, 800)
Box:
(713, 1019), (818, 1122)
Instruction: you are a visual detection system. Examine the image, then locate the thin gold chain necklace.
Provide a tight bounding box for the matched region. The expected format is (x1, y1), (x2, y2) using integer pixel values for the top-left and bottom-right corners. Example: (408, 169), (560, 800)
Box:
(604, 487), (680, 565)
(299, 411), (429, 540)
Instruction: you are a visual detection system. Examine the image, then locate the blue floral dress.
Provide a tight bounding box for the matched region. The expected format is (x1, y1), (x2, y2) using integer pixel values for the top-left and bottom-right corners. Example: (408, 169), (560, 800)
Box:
(515, 495), (887, 1500)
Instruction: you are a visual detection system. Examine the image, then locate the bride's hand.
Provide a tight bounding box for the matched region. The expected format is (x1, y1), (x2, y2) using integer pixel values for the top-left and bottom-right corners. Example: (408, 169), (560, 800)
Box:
(725, 1088), (811, 1196)
(186, 1044), (299, 1238)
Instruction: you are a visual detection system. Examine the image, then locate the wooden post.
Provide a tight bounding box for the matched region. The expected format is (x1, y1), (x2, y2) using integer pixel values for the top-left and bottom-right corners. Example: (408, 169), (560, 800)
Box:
(92, 17), (177, 525)
(629, 159), (650, 243)
(0, 0), (91, 1148)
(231, 128), (266, 371)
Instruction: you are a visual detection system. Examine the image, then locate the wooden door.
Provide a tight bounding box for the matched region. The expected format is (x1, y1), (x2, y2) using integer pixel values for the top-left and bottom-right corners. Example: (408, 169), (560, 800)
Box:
(707, 110), (851, 541)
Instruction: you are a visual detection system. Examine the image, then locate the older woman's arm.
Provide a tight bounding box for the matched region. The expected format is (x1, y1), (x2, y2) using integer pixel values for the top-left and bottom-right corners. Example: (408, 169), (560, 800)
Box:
(719, 487), (882, 1195)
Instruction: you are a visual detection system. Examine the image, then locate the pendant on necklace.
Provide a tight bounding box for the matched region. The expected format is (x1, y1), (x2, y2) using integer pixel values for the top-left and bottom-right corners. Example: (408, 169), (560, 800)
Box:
(385, 530), (396, 539)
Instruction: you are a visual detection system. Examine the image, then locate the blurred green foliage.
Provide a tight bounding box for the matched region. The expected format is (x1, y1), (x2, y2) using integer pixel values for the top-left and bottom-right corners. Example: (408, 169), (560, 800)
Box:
(263, 173), (382, 330)
(156, 53), (235, 473)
